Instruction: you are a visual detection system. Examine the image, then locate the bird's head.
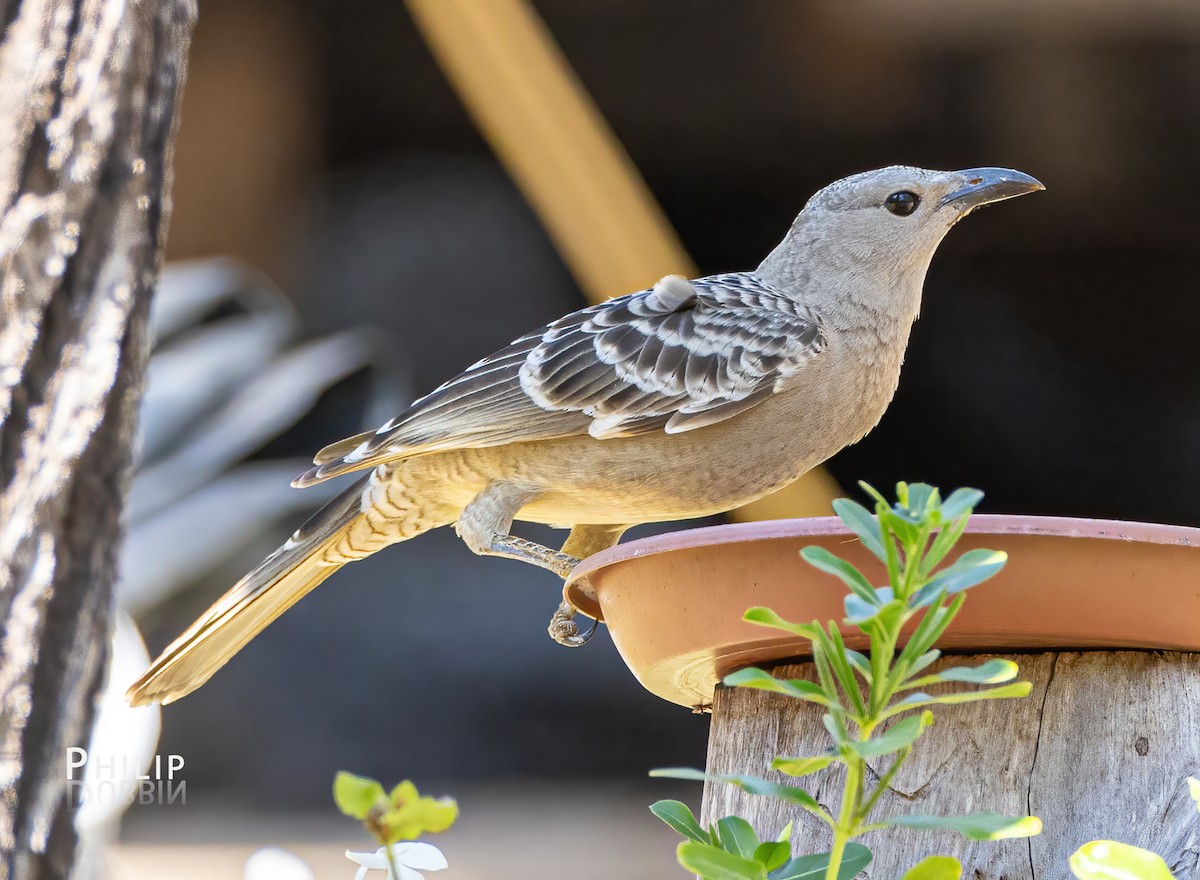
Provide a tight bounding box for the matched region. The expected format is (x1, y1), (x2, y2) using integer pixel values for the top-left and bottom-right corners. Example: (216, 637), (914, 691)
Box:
(760, 165), (1043, 300)
(804, 165), (1043, 271)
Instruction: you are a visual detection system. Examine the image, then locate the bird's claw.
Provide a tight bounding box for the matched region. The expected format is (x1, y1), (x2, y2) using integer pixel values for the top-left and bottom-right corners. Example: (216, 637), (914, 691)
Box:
(548, 600), (596, 647)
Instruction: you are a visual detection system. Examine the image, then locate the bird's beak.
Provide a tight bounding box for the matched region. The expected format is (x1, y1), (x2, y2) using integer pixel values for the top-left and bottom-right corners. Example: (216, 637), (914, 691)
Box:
(939, 167), (1045, 211)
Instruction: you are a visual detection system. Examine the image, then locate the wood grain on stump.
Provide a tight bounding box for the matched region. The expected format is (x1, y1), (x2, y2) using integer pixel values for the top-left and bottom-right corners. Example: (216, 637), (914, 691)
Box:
(702, 653), (1200, 879)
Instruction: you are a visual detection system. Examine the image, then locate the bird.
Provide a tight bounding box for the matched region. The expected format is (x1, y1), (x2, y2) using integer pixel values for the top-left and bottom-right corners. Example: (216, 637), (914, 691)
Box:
(128, 165), (1043, 706)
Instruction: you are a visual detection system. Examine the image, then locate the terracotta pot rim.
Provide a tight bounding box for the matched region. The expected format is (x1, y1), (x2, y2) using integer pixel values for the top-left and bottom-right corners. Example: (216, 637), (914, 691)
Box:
(568, 513), (1200, 589)
(562, 514), (1200, 708)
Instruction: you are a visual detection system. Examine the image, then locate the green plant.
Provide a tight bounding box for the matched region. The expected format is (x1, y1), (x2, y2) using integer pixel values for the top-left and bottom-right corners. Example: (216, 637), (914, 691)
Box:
(334, 772), (458, 879)
(1069, 841), (1176, 880)
(650, 801), (872, 880)
(652, 482), (1042, 880)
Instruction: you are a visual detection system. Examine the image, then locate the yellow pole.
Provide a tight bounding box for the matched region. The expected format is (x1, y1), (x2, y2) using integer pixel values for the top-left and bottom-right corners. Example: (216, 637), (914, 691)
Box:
(406, 0), (840, 518)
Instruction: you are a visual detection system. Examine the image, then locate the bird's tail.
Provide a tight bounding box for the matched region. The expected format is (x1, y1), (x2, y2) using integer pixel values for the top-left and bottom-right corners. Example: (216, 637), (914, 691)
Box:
(128, 474), (406, 706)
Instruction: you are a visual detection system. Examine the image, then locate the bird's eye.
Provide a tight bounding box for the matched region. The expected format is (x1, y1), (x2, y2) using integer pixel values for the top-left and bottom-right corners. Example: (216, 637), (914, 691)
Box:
(885, 191), (920, 216)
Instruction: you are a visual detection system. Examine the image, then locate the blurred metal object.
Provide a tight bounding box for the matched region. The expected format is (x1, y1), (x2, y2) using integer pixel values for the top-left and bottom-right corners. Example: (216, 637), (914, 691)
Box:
(405, 0), (839, 519)
(120, 259), (406, 614)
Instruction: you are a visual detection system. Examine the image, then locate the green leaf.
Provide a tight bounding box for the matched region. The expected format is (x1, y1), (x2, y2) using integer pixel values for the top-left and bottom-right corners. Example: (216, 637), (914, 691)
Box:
(849, 593), (902, 633)
(857, 481), (889, 508)
(905, 649), (942, 679)
(723, 668), (831, 706)
(650, 800), (708, 844)
(800, 546), (878, 604)
(822, 712), (848, 744)
(1069, 840), (1176, 880)
(832, 498), (887, 562)
(650, 769), (825, 817)
(912, 549), (1007, 607)
(388, 779), (419, 810)
(851, 711), (933, 758)
(771, 754), (836, 777)
(937, 658), (1019, 684)
(716, 816), (760, 858)
(743, 607), (822, 639)
(844, 590), (902, 624)
(880, 506), (921, 543)
(921, 515), (971, 575)
(843, 593), (875, 624)
(722, 776), (824, 813)
(905, 659), (1019, 689)
(891, 682), (1032, 715)
(901, 855), (963, 880)
(378, 781), (459, 841)
(878, 516), (905, 586)
(332, 771), (386, 820)
(755, 841), (792, 873)
(677, 841), (767, 880)
(887, 812), (1042, 840)
(899, 595), (965, 664)
(770, 843), (872, 880)
(843, 588), (895, 623)
(819, 624), (868, 716)
(887, 481), (917, 524)
(844, 649), (872, 682)
(905, 483), (938, 520)
(652, 767), (712, 782)
(938, 488), (983, 522)
(810, 644), (842, 710)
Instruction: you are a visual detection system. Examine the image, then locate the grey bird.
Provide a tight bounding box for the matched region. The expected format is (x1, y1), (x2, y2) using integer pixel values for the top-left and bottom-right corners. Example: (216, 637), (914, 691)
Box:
(128, 165), (1042, 706)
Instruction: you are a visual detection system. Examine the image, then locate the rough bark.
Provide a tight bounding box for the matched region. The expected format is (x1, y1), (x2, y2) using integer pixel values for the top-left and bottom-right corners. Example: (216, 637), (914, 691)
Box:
(703, 653), (1200, 880)
(0, 1), (195, 877)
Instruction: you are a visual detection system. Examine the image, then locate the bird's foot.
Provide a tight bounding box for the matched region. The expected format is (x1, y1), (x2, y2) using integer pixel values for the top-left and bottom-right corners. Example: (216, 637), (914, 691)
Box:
(548, 600), (596, 647)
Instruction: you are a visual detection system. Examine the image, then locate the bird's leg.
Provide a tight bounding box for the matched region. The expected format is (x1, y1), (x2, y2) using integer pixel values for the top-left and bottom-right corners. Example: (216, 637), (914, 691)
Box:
(559, 523), (632, 558)
(456, 482), (580, 577)
(458, 488), (630, 648)
(547, 523), (630, 647)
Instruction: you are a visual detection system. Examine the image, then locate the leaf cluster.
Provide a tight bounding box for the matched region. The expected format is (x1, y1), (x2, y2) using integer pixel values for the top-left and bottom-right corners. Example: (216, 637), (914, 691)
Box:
(333, 771), (458, 845)
(650, 799), (870, 880)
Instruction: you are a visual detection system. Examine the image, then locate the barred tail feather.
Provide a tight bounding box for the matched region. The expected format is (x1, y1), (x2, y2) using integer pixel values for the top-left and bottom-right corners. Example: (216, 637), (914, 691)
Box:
(127, 477), (370, 706)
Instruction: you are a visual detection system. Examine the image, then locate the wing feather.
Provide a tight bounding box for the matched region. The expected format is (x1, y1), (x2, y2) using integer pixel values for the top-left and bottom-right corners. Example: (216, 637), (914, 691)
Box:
(294, 273), (826, 487)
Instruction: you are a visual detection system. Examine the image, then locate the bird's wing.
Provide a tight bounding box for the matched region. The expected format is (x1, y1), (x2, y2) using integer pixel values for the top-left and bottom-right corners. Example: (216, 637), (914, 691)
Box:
(294, 273), (826, 486)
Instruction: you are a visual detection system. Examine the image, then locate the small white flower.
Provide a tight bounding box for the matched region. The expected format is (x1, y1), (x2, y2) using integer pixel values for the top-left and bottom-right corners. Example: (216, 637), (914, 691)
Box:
(345, 842), (448, 880)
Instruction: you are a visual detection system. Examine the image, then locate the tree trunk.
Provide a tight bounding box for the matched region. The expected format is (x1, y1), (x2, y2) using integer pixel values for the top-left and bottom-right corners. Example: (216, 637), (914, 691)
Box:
(0, 1), (195, 877)
(702, 653), (1200, 880)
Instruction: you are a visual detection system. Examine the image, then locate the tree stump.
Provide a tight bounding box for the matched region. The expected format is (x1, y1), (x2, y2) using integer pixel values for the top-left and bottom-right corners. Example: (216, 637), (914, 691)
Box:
(0, 1), (195, 877)
(701, 653), (1200, 880)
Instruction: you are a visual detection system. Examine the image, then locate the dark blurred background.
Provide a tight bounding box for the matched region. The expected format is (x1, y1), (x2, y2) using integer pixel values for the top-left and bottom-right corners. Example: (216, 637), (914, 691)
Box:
(132, 0), (1199, 817)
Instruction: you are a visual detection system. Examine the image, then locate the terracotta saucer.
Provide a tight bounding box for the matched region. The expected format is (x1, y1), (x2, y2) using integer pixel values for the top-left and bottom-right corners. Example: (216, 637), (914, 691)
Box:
(562, 515), (1200, 709)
